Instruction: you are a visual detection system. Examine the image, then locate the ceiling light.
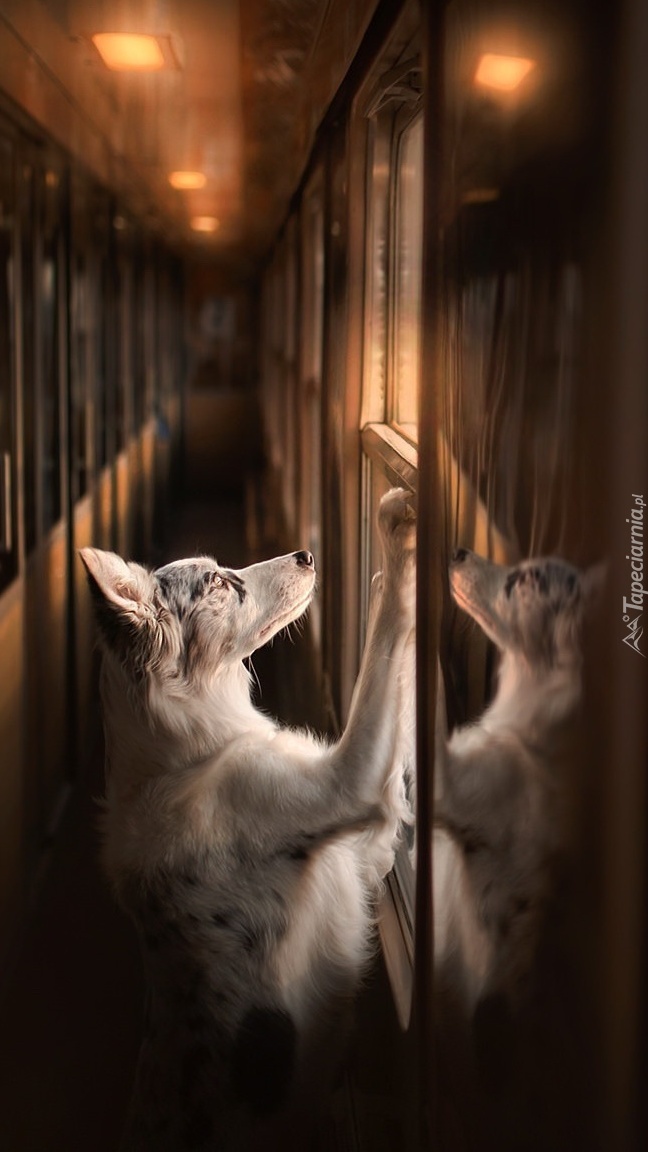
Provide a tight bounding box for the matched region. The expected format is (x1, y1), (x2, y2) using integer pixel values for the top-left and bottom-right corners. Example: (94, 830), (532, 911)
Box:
(169, 171), (207, 190)
(92, 32), (166, 72)
(190, 216), (220, 233)
(474, 53), (536, 93)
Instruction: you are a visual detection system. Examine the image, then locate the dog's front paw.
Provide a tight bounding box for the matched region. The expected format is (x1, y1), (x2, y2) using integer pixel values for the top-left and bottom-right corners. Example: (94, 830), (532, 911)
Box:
(378, 488), (416, 569)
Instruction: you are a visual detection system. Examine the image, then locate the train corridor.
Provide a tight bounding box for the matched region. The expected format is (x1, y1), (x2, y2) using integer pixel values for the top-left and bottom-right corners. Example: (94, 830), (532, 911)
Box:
(0, 2), (646, 1150)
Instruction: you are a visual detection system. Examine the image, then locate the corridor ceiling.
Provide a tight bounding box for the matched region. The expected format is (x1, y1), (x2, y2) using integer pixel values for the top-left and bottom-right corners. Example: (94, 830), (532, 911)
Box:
(0, 0), (378, 274)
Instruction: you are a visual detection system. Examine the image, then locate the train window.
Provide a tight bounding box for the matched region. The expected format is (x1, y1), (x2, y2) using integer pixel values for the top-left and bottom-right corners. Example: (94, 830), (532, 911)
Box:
(360, 430), (417, 948)
(299, 173), (325, 641)
(133, 238), (152, 432)
(70, 173), (95, 503)
(356, 31), (423, 966)
(0, 133), (17, 590)
(155, 252), (183, 442)
(19, 156), (38, 555)
(260, 262), (278, 481)
(393, 113), (423, 437)
(282, 220), (299, 536)
(133, 248), (144, 432)
(361, 54), (422, 442)
(40, 164), (63, 533)
(261, 223), (300, 540)
(115, 228), (133, 452)
(96, 195), (114, 472)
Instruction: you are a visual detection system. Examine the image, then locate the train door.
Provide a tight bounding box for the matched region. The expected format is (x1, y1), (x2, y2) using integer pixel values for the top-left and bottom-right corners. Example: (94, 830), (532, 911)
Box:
(21, 143), (74, 848)
(298, 168), (325, 647)
(0, 120), (24, 958)
(94, 196), (116, 554)
(135, 236), (156, 563)
(113, 216), (136, 560)
(69, 168), (106, 769)
(153, 251), (184, 545)
(321, 125), (350, 728)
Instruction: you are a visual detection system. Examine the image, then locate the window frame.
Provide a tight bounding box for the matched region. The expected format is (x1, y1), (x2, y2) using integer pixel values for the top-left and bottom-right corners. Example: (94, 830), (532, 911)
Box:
(355, 38), (424, 1027)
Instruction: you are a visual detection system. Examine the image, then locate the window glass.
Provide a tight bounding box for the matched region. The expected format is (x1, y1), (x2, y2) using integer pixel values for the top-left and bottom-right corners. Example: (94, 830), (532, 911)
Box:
(353, 38), (424, 972)
(20, 157), (38, 553)
(299, 183), (325, 639)
(96, 194), (114, 471)
(439, 0), (594, 730)
(281, 224), (299, 534)
(40, 167), (62, 532)
(70, 173), (94, 503)
(132, 239), (150, 430)
(0, 134), (17, 590)
(359, 66), (422, 937)
(393, 113), (423, 435)
(115, 236), (133, 451)
(362, 120), (390, 423)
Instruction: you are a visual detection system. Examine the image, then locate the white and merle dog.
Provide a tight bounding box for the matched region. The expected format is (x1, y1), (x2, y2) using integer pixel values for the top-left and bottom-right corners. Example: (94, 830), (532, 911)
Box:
(80, 488), (415, 1152)
(434, 549), (603, 1045)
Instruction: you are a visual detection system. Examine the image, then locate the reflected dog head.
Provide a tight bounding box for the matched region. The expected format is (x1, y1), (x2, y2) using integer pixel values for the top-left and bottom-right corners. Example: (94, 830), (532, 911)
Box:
(449, 548), (604, 668)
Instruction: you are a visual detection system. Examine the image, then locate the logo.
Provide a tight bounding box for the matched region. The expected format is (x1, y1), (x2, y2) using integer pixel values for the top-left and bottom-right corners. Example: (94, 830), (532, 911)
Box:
(622, 494), (645, 657)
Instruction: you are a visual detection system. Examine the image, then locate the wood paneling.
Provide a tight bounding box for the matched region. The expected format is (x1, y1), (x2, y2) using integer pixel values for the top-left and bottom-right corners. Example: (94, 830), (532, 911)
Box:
(115, 449), (132, 558)
(39, 523), (71, 830)
(0, 583), (24, 968)
(73, 496), (96, 770)
(94, 466), (114, 552)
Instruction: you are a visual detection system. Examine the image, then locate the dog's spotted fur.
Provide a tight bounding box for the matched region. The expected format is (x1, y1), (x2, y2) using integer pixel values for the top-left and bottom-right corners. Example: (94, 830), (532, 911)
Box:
(80, 489), (415, 1152)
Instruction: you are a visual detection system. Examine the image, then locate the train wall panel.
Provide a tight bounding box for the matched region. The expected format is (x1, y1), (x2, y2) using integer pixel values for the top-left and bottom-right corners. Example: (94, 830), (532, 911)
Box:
(38, 524), (71, 833)
(115, 450), (133, 561)
(126, 438), (144, 561)
(0, 16), (188, 999)
(140, 420), (157, 563)
(73, 496), (96, 771)
(94, 466), (114, 553)
(0, 583), (24, 972)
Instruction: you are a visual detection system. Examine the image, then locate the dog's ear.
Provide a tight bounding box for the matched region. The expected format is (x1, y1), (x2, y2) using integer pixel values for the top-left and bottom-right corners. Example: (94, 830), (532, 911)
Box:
(79, 548), (157, 659)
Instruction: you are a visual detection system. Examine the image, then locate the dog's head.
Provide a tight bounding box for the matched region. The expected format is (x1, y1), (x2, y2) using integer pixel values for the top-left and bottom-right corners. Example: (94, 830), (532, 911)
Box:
(449, 548), (604, 668)
(79, 547), (316, 688)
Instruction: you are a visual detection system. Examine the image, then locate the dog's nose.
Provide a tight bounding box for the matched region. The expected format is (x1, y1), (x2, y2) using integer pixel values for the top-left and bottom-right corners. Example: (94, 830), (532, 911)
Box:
(452, 547), (469, 564)
(294, 550), (314, 568)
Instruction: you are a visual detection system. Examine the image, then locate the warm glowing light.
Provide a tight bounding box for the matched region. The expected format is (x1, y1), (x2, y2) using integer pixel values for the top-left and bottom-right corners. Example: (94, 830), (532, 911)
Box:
(169, 171), (207, 190)
(462, 188), (500, 205)
(474, 53), (536, 93)
(190, 216), (220, 233)
(92, 33), (166, 72)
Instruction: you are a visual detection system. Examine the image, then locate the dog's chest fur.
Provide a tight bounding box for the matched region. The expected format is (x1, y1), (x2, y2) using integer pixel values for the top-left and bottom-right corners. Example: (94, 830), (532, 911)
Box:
(115, 860), (294, 1150)
(105, 770), (372, 1151)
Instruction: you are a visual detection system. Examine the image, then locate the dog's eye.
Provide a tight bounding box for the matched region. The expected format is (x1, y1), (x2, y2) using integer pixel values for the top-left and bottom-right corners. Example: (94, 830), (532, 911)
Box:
(208, 572), (227, 591)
